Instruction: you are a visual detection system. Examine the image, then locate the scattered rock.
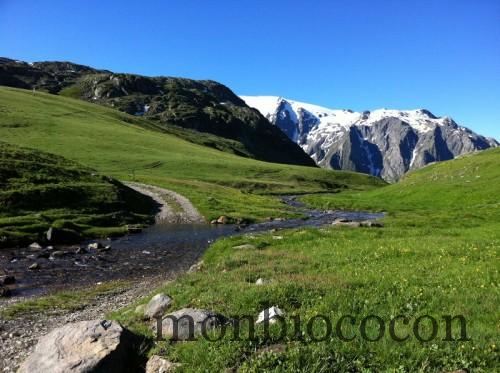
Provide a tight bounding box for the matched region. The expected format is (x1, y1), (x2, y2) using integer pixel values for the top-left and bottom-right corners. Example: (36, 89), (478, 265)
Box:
(28, 263), (40, 270)
(333, 218), (350, 224)
(28, 242), (42, 251)
(87, 242), (102, 250)
(0, 275), (15, 285)
(272, 235), (283, 240)
(100, 245), (112, 252)
(0, 286), (11, 297)
(142, 250), (151, 255)
(255, 278), (269, 286)
(256, 306), (285, 324)
(232, 244), (256, 250)
(46, 227), (81, 244)
(50, 250), (67, 259)
(145, 293), (173, 319)
(145, 355), (180, 373)
(158, 308), (226, 340)
(36, 251), (51, 259)
(188, 260), (203, 273)
(332, 220), (361, 228)
(216, 215), (228, 224)
(18, 319), (135, 373)
(210, 219), (218, 224)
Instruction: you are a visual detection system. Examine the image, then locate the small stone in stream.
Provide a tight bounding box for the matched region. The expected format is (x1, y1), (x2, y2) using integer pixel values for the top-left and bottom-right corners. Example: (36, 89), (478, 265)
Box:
(0, 275), (16, 285)
(142, 250), (151, 255)
(333, 218), (350, 224)
(0, 286), (11, 297)
(18, 319), (135, 373)
(46, 246), (55, 250)
(87, 242), (102, 250)
(256, 306), (285, 324)
(36, 251), (51, 259)
(146, 355), (180, 373)
(210, 219), (218, 224)
(50, 251), (66, 258)
(28, 263), (40, 270)
(99, 245), (112, 252)
(232, 244), (256, 250)
(28, 242), (42, 251)
(144, 293), (173, 319)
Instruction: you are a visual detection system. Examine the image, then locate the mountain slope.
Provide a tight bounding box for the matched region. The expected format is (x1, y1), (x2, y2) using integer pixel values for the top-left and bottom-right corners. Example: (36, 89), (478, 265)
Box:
(0, 58), (315, 167)
(241, 96), (498, 181)
(0, 86), (384, 224)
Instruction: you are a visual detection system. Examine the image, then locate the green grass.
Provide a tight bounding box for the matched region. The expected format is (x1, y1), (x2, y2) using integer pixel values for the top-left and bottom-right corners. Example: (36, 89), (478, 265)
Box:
(0, 280), (129, 318)
(0, 86), (383, 225)
(107, 149), (499, 372)
(0, 141), (156, 246)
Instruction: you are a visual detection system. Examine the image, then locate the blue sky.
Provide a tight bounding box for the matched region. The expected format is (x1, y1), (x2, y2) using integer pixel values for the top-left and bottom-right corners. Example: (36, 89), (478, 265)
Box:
(1, 0), (499, 139)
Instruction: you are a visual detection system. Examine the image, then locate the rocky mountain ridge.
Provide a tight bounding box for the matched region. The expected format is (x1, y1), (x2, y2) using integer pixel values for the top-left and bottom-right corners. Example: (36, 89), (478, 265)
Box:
(241, 96), (498, 181)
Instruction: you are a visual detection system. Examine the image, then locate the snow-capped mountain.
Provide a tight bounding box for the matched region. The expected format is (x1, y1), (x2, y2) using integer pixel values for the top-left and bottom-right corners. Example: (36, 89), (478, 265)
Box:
(241, 96), (498, 181)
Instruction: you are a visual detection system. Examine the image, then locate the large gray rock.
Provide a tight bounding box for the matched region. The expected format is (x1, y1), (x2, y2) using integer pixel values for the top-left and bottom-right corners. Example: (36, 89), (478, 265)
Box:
(158, 308), (226, 341)
(18, 319), (134, 373)
(144, 293), (173, 319)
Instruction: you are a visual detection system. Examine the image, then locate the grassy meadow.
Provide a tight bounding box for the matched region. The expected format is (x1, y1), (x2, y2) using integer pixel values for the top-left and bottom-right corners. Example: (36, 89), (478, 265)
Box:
(108, 149), (499, 372)
(0, 86), (383, 228)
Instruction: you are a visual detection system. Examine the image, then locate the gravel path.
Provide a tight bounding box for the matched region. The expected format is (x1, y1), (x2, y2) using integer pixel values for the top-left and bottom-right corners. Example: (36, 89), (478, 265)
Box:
(124, 182), (205, 224)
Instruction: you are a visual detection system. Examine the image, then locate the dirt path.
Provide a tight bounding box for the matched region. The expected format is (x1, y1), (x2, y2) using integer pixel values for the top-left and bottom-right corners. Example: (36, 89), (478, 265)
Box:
(124, 182), (205, 224)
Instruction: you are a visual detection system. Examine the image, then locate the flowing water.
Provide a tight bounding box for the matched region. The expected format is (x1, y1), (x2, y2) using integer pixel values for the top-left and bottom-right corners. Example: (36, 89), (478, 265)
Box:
(0, 197), (384, 296)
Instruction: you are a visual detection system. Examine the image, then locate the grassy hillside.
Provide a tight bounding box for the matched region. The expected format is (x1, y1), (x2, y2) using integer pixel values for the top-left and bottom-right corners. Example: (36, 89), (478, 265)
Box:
(0, 59), (316, 167)
(106, 150), (499, 372)
(0, 86), (384, 224)
(0, 142), (156, 246)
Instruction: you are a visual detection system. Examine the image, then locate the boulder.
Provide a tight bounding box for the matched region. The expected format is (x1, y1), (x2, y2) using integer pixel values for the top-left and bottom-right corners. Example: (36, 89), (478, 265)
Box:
(158, 308), (226, 340)
(232, 244), (256, 250)
(145, 293), (173, 319)
(256, 306), (285, 325)
(18, 319), (135, 373)
(145, 355), (180, 373)
(46, 227), (81, 244)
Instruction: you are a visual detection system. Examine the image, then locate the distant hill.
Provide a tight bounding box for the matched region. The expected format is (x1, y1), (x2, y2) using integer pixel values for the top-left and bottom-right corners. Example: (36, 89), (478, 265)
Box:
(242, 96), (498, 182)
(0, 58), (315, 167)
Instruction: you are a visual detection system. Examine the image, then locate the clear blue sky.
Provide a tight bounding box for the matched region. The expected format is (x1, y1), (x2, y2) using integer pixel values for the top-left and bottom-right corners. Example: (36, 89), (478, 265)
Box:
(1, 0), (499, 139)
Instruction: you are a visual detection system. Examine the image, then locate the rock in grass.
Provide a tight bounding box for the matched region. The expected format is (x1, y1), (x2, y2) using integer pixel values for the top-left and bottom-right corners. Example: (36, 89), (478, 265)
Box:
(255, 278), (269, 286)
(256, 306), (285, 324)
(188, 260), (203, 273)
(159, 308), (226, 341)
(145, 355), (180, 373)
(145, 293), (173, 319)
(18, 320), (134, 373)
(232, 244), (256, 250)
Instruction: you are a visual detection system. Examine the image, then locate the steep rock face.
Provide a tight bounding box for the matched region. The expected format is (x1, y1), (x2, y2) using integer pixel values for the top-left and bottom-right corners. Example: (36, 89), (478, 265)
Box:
(241, 96), (498, 181)
(0, 58), (315, 167)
